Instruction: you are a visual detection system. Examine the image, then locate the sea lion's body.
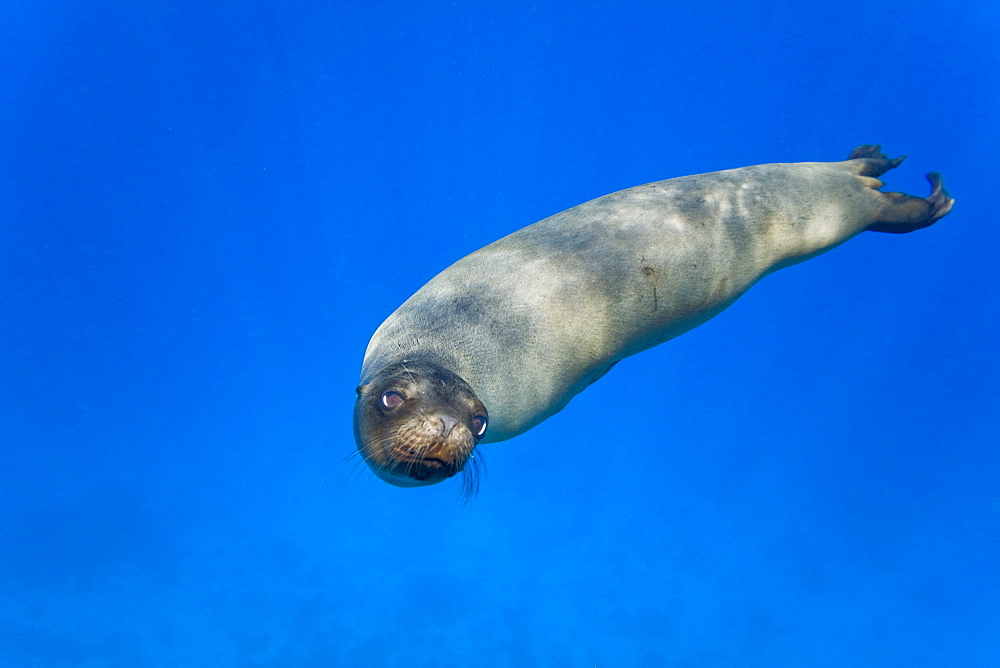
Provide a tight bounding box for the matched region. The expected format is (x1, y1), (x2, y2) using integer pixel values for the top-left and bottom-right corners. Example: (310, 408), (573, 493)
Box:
(355, 146), (953, 488)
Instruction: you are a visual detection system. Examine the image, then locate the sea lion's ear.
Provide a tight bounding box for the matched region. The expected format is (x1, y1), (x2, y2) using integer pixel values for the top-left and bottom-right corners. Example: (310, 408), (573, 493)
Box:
(355, 384), (367, 396)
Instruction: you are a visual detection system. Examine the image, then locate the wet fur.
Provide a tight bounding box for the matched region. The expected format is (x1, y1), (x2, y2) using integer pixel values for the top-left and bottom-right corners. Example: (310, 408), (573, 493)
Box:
(356, 145), (954, 489)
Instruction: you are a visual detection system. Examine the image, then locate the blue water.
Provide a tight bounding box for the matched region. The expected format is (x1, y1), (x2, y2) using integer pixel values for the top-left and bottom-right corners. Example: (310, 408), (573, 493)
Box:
(2, 2), (997, 666)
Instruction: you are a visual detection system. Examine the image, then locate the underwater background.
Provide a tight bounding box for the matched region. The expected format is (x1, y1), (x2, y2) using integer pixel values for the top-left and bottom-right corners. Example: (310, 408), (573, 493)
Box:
(2, 2), (997, 666)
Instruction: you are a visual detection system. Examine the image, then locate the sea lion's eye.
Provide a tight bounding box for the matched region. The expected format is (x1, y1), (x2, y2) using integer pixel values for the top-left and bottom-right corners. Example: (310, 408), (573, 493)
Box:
(471, 415), (488, 438)
(381, 391), (405, 409)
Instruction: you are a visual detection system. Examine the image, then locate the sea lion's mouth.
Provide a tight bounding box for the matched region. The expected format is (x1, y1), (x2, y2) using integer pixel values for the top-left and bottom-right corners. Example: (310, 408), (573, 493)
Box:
(392, 453), (460, 482)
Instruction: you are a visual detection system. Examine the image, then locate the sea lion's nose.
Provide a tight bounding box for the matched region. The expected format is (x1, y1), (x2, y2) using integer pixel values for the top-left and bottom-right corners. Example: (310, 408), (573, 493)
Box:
(439, 415), (459, 437)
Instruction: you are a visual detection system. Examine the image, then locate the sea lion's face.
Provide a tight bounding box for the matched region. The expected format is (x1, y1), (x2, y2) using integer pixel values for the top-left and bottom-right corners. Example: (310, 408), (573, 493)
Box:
(353, 361), (488, 488)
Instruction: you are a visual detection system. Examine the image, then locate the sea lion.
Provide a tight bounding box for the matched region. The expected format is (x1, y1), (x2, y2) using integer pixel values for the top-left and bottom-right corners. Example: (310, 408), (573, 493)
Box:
(353, 145), (953, 491)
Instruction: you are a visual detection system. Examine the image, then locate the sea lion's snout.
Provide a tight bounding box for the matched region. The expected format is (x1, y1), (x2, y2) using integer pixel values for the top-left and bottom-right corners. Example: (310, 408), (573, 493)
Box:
(387, 417), (469, 484)
(359, 419), (470, 487)
(353, 409), (472, 487)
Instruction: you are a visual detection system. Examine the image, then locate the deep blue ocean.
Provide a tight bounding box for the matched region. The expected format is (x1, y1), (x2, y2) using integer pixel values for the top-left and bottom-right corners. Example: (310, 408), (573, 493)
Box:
(2, 2), (997, 666)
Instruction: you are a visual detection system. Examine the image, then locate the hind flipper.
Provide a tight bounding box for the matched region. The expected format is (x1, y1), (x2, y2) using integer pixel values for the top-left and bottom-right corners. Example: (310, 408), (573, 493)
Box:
(867, 172), (954, 234)
(848, 144), (906, 178)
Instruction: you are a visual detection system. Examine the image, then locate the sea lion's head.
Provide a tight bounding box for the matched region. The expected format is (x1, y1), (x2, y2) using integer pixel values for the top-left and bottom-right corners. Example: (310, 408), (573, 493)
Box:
(353, 360), (488, 489)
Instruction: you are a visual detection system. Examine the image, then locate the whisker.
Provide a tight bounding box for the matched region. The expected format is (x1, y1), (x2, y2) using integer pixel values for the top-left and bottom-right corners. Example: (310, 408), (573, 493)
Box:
(340, 449), (363, 466)
(349, 463), (369, 486)
(342, 452), (371, 487)
(459, 447), (485, 504)
(401, 361), (417, 385)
